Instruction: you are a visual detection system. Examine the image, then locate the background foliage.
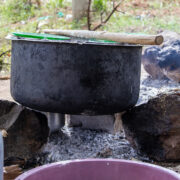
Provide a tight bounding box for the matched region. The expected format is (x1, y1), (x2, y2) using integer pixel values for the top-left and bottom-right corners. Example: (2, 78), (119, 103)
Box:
(0, 0), (180, 73)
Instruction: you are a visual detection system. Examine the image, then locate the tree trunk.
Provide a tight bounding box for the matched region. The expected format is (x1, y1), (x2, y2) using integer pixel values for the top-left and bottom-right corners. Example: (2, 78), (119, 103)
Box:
(72, 0), (89, 20)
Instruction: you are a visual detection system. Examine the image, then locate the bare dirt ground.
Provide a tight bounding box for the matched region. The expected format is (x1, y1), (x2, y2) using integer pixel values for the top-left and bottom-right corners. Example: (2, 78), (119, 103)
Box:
(0, 79), (12, 101)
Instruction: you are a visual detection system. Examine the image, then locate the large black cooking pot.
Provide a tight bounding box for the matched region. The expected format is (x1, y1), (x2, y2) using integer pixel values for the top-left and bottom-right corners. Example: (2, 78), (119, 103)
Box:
(10, 38), (142, 114)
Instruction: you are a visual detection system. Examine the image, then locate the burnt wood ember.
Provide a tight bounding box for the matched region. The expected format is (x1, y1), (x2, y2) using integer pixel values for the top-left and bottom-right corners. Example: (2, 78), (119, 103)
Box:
(0, 100), (49, 161)
(142, 32), (180, 82)
(122, 90), (180, 162)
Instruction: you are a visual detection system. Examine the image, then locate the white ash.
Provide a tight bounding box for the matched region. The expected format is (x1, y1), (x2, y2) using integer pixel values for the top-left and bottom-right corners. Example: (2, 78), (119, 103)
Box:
(39, 72), (179, 164)
(138, 74), (180, 105)
(41, 127), (138, 164)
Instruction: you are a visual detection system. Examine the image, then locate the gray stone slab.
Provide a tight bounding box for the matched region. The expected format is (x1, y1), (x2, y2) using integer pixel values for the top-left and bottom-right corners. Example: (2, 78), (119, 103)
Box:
(66, 113), (124, 133)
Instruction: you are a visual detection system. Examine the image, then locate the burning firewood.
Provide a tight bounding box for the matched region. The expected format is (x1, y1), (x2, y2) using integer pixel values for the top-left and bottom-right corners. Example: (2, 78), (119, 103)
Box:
(4, 165), (22, 180)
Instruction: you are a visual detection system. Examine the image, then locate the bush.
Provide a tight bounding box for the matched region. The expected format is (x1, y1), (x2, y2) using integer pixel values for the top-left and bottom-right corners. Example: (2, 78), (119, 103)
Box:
(46, 0), (64, 10)
(0, 0), (35, 23)
(0, 46), (11, 72)
(93, 0), (108, 11)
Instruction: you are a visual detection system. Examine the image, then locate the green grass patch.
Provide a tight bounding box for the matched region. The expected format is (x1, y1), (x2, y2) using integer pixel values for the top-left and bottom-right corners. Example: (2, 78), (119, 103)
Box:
(0, 0), (36, 23)
(102, 13), (180, 34)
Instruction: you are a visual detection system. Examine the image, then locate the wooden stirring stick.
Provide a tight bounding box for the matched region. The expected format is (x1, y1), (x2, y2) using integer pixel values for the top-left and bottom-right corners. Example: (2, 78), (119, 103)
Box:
(43, 29), (164, 45)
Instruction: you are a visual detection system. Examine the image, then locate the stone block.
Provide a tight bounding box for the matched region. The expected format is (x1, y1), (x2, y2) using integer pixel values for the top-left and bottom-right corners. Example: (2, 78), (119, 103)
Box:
(66, 113), (123, 133)
(122, 90), (180, 161)
(0, 99), (49, 160)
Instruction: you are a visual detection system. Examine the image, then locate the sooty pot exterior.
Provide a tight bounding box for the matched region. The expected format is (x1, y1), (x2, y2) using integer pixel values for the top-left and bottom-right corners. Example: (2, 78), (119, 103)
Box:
(11, 39), (142, 114)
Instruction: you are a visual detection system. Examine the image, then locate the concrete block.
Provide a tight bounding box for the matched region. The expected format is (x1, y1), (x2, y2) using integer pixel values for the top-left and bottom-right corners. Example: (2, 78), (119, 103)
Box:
(45, 113), (65, 133)
(66, 113), (124, 133)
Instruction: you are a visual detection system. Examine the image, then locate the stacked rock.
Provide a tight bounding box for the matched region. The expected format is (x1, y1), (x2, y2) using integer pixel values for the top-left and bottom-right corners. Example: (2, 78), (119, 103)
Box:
(142, 31), (180, 82)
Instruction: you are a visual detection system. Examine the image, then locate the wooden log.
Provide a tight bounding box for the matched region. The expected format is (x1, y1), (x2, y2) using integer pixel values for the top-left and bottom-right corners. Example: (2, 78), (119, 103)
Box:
(43, 29), (164, 45)
(4, 165), (22, 180)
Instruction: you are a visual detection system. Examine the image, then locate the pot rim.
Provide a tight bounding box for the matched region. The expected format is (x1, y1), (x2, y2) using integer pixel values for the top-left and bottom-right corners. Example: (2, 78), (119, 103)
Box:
(15, 159), (180, 180)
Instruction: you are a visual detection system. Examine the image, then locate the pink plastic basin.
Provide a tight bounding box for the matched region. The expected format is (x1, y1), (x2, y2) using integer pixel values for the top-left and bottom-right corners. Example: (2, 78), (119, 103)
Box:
(16, 159), (180, 180)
